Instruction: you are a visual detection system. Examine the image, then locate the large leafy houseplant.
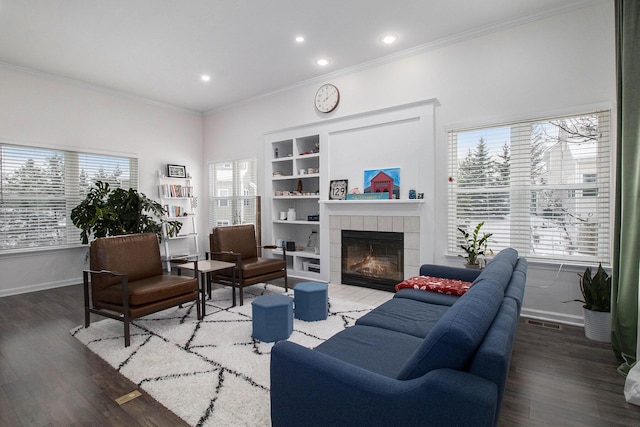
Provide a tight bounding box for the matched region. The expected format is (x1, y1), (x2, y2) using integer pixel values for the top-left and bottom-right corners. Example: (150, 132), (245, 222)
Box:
(70, 181), (180, 244)
(457, 221), (493, 268)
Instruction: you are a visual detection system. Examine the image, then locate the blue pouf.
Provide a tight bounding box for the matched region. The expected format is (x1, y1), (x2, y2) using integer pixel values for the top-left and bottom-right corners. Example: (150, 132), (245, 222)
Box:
(294, 281), (328, 321)
(252, 294), (293, 342)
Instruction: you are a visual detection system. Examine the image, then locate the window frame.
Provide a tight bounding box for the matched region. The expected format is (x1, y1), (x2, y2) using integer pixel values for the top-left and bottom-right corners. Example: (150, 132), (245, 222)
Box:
(446, 109), (612, 266)
(208, 158), (257, 229)
(0, 140), (138, 254)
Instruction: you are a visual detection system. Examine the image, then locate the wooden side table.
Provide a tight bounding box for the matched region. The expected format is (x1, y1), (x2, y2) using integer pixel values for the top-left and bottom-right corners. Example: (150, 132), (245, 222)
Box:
(177, 260), (236, 315)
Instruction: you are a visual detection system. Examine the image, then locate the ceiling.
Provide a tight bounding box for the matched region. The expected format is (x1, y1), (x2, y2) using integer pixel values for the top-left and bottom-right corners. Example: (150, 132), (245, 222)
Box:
(0, 0), (599, 113)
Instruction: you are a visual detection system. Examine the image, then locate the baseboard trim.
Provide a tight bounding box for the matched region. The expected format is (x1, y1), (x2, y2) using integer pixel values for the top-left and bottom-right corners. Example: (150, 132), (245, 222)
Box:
(521, 308), (583, 327)
(0, 278), (81, 298)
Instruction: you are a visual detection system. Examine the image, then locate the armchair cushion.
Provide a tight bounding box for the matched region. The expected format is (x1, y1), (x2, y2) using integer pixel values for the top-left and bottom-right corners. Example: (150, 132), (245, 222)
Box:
(210, 224), (257, 259)
(241, 257), (287, 279)
(96, 274), (199, 306)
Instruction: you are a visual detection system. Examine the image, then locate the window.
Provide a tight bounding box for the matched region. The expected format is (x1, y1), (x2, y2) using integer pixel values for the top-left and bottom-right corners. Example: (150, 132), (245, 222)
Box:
(217, 189), (229, 207)
(448, 110), (611, 264)
(209, 158), (257, 228)
(0, 142), (138, 252)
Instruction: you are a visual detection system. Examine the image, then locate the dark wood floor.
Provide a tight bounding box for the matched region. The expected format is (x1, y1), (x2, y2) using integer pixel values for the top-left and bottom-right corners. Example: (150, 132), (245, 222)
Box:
(1, 284), (639, 426)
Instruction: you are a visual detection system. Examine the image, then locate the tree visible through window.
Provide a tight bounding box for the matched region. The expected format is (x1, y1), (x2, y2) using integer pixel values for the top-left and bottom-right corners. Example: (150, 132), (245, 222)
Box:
(448, 111), (610, 264)
(0, 143), (138, 252)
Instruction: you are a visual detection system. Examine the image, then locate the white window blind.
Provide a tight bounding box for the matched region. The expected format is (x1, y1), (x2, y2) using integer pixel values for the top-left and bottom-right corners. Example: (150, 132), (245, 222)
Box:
(209, 158), (257, 229)
(448, 110), (611, 264)
(0, 143), (138, 252)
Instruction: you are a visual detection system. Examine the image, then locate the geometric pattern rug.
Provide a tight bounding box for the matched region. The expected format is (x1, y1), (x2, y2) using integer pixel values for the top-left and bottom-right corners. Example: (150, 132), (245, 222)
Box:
(70, 284), (372, 426)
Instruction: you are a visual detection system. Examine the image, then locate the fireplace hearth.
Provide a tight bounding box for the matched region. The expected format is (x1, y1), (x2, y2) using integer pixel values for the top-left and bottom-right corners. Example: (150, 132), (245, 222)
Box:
(341, 230), (404, 291)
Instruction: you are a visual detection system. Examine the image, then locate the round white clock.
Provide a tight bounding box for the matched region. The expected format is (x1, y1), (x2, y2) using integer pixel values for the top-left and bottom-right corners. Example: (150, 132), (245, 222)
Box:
(315, 84), (340, 113)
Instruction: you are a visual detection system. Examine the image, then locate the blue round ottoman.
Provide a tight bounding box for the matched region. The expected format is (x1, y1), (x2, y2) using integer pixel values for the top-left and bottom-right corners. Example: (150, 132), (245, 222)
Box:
(294, 281), (328, 321)
(251, 294), (293, 342)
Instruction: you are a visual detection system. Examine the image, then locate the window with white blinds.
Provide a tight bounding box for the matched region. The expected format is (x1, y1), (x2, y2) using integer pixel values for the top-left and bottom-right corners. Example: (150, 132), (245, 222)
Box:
(0, 143), (138, 252)
(208, 158), (257, 229)
(447, 110), (611, 264)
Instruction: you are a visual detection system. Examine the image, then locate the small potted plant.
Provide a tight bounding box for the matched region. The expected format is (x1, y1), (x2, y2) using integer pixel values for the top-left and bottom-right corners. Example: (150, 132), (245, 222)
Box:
(457, 221), (493, 269)
(574, 264), (611, 342)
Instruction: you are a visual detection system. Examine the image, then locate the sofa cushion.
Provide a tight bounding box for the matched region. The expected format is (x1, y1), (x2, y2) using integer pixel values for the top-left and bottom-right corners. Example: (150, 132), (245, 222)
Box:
(396, 277), (504, 380)
(96, 274), (199, 306)
(356, 298), (449, 338)
(395, 276), (472, 296)
(473, 248), (518, 284)
(314, 325), (423, 378)
(505, 258), (528, 313)
(394, 288), (460, 306)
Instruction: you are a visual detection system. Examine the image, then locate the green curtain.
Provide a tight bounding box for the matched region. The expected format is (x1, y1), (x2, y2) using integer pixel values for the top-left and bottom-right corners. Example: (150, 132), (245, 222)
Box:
(611, 0), (640, 374)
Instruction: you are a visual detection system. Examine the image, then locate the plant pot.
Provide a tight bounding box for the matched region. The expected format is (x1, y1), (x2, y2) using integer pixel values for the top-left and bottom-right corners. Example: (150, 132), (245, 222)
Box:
(464, 262), (480, 270)
(583, 308), (611, 342)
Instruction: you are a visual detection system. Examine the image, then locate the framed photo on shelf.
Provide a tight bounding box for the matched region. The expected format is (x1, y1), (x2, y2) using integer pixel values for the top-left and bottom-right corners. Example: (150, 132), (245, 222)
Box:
(329, 179), (348, 200)
(167, 164), (186, 178)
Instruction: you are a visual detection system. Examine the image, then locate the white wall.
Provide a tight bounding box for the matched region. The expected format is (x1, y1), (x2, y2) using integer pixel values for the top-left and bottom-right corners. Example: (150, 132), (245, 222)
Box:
(0, 66), (204, 296)
(203, 2), (616, 324)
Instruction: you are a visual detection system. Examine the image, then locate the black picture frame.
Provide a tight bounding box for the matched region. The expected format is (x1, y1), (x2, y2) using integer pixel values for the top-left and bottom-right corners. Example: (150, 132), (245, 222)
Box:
(329, 179), (348, 200)
(167, 164), (186, 178)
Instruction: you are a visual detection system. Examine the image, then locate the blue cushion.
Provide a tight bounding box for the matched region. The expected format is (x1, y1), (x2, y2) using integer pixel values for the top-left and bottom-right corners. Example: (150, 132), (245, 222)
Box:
(396, 278), (504, 380)
(419, 263), (482, 282)
(314, 325), (423, 378)
(468, 298), (519, 426)
(505, 258), (527, 313)
(356, 298), (449, 338)
(393, 288), (460, 307)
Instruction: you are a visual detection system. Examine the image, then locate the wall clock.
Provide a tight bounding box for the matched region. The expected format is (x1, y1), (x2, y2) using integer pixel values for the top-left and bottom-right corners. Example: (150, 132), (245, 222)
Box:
(315, 84), (340, 113)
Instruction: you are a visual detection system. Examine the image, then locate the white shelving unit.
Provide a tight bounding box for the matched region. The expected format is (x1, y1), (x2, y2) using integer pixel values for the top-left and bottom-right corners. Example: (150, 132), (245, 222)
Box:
(157, 170), (199, 271)
(267, 135), (322, 280)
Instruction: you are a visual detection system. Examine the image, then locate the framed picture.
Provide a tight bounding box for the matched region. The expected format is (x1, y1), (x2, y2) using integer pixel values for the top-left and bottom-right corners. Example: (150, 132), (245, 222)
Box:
(329, 179), (348, 200)
(364, 167), (400, 199)
(167, 164), (186, 178)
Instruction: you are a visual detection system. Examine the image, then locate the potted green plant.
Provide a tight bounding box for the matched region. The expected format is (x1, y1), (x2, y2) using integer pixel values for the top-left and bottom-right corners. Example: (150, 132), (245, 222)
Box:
(457, 221), (493, 269)
(574, 264), (611, 342)
(70, 180), (181, 244)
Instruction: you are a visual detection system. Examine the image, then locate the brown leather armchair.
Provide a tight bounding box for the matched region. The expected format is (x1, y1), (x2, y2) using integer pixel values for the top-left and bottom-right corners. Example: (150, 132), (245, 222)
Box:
(83, 233), (200, 347)
(209, 224), (287, 305)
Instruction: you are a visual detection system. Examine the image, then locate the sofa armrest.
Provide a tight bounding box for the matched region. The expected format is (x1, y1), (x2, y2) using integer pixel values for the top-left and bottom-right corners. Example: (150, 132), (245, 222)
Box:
(271, 341), (497, 427)
(419, 263), (482, 282)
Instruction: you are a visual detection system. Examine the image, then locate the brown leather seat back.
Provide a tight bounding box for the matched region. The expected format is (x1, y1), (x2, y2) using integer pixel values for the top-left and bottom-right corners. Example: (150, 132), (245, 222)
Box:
(210, 224), (258, 261)
(90, 233), (163, 292)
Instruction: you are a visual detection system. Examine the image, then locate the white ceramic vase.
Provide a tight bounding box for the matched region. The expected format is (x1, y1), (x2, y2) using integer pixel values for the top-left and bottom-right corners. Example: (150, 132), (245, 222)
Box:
(582, 308), (611, 342)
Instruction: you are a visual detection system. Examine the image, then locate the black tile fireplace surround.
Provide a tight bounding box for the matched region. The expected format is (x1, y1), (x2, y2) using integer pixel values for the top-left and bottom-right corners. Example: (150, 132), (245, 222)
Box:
(341, 229), (404, 292)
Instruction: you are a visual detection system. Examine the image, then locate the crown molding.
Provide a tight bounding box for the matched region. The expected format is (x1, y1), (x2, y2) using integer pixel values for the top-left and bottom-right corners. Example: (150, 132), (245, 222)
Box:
(0, 61), (203, 116)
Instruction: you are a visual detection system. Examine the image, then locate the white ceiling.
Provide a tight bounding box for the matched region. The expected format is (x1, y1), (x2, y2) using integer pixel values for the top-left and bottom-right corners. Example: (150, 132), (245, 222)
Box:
(0, 0), (600, 113)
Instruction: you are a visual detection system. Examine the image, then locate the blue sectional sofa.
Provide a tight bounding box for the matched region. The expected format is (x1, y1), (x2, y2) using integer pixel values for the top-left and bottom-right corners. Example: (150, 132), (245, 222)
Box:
(270, 248), (527, 427)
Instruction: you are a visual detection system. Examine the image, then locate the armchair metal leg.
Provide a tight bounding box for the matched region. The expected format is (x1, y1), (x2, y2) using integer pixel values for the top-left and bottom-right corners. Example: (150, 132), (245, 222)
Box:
(124, 315), (131, 347)
(196, 291), (202, 320)
(83, 271), (91, 328)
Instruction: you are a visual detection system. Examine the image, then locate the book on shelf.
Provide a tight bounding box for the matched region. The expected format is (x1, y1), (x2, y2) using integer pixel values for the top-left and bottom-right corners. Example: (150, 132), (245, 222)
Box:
(162, 184), (193, 198)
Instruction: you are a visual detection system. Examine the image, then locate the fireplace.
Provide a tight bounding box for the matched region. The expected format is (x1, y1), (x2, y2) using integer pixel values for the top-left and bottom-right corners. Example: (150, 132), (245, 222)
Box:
(341, 230), (404, 291)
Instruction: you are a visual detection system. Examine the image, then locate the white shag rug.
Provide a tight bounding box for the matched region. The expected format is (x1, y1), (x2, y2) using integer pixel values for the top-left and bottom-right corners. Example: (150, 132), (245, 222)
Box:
(71, 284), (372, 427)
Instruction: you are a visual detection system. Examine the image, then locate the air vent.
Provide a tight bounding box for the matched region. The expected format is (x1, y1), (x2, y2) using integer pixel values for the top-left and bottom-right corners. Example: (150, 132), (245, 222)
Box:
(525, 319), (562, 330)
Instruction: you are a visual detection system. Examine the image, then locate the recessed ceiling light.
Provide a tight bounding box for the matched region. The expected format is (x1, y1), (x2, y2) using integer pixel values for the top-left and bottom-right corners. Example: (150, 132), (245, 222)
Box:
(380, 33), (398, 45)
(201, 74), (211, 82)
(315, 58), (330, 67)
(295, 36), (305, 43)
